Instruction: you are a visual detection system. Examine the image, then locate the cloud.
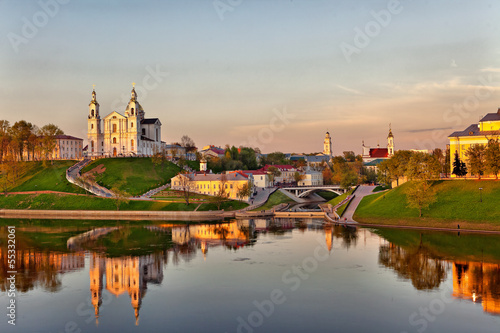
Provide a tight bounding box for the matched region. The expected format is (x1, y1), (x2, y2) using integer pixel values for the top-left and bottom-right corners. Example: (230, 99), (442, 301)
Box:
(336, 85), (363, 95)
(405, 127), (455, 133)
(480, 67), (500, 73)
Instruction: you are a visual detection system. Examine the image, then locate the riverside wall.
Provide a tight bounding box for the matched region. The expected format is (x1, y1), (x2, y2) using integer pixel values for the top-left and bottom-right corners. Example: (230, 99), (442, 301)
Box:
(0, 209), (231, 221)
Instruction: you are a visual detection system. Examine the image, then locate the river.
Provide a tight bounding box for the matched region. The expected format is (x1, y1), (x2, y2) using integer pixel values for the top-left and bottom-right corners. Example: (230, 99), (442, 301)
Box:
(0, 218), (499, 332)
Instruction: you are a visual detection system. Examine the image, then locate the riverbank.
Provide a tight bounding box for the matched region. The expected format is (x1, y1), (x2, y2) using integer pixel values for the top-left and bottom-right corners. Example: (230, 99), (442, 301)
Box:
(353, 180), (500, 231)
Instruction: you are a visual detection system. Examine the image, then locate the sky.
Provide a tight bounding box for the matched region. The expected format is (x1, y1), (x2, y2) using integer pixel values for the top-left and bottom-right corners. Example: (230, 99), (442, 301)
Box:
(1, 0), (500, 154)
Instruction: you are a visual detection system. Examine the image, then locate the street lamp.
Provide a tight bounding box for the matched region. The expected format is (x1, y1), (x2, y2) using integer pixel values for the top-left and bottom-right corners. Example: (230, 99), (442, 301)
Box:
(479, 187), (483, 203)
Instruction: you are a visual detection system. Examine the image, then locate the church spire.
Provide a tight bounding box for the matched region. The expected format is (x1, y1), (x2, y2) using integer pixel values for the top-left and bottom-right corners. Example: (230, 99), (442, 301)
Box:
(91, 84), (97, 101)
(131, 82), (137, 101)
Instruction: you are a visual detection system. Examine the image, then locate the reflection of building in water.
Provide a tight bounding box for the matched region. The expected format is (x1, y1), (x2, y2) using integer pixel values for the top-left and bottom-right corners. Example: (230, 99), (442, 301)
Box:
(171, 221), (252, 258)
(89, 253), (164, 325)
(0, 248), (84, 292)
(453, 262), (500, 316)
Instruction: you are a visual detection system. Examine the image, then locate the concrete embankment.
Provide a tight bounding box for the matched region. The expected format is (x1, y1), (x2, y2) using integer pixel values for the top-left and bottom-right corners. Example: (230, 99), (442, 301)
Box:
(0, 209), (232, 221)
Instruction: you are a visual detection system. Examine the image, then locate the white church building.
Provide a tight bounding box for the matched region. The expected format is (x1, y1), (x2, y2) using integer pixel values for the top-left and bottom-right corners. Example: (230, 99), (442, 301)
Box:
(87, 85), (166, 158)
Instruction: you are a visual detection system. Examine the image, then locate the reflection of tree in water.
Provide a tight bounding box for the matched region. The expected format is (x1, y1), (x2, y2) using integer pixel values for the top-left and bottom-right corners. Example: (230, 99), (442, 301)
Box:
(379, 242), (447, 290)
(338, 225), (358, 249)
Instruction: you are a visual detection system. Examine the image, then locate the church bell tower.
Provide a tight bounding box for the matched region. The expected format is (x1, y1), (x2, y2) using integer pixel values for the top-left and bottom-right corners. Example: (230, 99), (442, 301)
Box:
(387, 125), (394, 157)
(88, 86), (102, 157)
(323, 131), (333, 158)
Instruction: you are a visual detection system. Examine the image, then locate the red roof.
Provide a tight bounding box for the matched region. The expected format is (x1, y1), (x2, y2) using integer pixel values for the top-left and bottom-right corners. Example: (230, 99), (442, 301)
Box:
(227, 171), (250, 178)
(243, 170), (267, 175)
(369, 148), (389, 158)
(55, 135), (83, 141)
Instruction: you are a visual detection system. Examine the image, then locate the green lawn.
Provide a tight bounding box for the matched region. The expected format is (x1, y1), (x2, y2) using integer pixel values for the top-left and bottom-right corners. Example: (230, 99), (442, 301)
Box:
(81, 157), (181, 196)
(252, 191), (294, 211)
(372, 227), (500, 263)
(198, 200), (248, 211)
(0, 193), (246, 211)
(327, 188), (354, 206)
(316, 191), (338, 201)
(4, 160), (86, 194)
(354, 180), (500, 230)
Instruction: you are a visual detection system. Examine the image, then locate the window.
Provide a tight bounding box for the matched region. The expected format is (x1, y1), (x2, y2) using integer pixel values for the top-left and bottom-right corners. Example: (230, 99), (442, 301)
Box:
(91, 109), (94, 117)
(131, 139), (134, 147)
(113, 137), (117, 144)
(131, 108), (134, 115)
(91, 124), (94, 129)
(156, 128), (159, 141)
(91, 141), (94, 148)
(113, 124), (117, 133)
(142, 128), (146, 136)
(131, 122), (133, 128)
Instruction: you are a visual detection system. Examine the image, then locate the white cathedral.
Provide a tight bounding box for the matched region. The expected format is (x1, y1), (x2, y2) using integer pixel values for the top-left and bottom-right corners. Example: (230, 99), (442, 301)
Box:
(87, 85), (166, 158)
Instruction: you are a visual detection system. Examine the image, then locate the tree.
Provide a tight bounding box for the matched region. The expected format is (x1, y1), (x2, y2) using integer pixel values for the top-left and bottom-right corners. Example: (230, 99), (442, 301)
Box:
(405, 153), (440, 181)
(293, 171), (305, 185)
(212, 174), (229, 210)
(406, 180), (436, 217)
(322, 167), (334, 185)
(236, 181), (252, 201)
(485, 139), (500, 179)
(444, 146), (451, 177)
(111, 187), (130, 211)
(465, 144), (486, 179)
(267, 166), (281, 184)
(343, 151), (356, 162)
(0, 120), (11, 163)
(40, 124), (64, 161)
(180, 135), (195, 149)
(177, 172), (195, 205)
(238, 147), (258, 170)
(10, 120), (33, 161)
(377, 159), (391, 187)
(340, 169), (358, 190)
(260, 152), (290, 166)
(452, 151), (467, 177)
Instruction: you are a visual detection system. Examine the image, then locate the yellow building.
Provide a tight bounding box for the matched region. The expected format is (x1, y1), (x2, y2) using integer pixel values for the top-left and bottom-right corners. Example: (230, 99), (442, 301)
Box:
(453, 261), (500, 315)
(449, 108), (500, 176)
(171, 171), (253, 201)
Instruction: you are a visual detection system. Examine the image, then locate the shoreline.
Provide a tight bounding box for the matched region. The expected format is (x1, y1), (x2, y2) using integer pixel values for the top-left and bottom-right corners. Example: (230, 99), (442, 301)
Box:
(0, 209), (234, 221)
(3, 208), (500, 235)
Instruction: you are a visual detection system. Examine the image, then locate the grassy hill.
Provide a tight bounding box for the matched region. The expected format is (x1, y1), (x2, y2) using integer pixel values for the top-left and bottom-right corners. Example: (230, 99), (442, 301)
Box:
(81, 157), (181, 196)
(0, 193), (247, 211)
(354, 180), (500, 230)
(372, 227), (500, 263)
(2, 160), (85, 194)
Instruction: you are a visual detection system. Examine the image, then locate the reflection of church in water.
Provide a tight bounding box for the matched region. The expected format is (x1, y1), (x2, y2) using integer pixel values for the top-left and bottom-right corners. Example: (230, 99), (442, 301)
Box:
(89, 253), (163, 325)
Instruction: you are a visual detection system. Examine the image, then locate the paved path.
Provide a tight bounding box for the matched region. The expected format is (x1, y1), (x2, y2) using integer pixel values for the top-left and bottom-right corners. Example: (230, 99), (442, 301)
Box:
(342, 185), (377, 223)
(66, 160), (115, 198)
(241, 187), (276, 211)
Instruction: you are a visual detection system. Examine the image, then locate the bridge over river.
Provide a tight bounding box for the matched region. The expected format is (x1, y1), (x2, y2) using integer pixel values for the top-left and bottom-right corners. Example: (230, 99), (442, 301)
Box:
(280, 185), (347, 198)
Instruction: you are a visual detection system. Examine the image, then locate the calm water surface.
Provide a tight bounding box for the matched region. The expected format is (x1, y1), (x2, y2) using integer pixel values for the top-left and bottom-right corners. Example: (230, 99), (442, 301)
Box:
(1, 218), (499, 333)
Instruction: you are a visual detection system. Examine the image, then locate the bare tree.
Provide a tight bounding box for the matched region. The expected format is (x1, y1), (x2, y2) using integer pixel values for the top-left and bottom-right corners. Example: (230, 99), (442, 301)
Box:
(177, 173), (195, 205)
(212, 173), (229, 210)
(181, 135), (195, 149)
(236, 181), (252, 201)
